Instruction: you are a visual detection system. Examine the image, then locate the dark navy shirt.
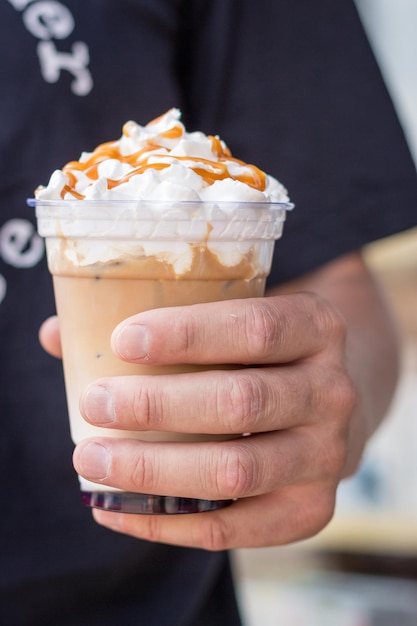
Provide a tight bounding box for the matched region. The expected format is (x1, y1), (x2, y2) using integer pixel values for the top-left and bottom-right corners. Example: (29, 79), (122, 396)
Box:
(1, 1), (416, 624)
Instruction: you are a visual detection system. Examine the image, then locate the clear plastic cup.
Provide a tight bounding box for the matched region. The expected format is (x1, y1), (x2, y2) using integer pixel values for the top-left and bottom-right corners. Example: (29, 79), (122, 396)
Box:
(31, 199), (292, 514)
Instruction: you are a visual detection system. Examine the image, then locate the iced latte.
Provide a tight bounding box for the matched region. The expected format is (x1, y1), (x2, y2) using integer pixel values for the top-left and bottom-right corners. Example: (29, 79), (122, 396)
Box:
(32, 109), (293, 514)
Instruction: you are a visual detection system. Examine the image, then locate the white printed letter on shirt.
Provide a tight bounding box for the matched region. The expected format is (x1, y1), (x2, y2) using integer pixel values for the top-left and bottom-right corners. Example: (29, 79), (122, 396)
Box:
(23, 1), (74, 39)
(37, 40), (93, 96)
(0, 220), (44, 269)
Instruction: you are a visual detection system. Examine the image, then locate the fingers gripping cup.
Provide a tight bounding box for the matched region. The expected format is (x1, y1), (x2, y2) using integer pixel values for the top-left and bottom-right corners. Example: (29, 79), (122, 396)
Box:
(31, 110), (293, 515)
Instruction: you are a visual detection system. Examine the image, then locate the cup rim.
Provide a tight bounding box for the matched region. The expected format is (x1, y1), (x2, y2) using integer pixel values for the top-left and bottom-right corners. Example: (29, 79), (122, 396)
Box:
(27, 197), (294, 210)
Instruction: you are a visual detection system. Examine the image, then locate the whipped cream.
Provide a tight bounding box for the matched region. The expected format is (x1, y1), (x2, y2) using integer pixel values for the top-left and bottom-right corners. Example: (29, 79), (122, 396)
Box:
(35, 108), (290, 204)
(34, 109), (293, 275)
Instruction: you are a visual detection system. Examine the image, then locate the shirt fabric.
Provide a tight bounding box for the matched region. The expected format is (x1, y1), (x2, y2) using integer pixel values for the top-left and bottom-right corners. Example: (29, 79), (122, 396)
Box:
(0, 1), (416, 624)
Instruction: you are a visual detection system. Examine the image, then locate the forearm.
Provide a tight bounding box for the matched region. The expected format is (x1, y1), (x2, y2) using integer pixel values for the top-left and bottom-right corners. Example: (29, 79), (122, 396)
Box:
(267, 251), (400, 476)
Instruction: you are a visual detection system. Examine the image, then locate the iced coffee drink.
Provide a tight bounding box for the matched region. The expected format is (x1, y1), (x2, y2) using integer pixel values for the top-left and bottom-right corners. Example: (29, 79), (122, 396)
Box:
(32, 109), (293, 514)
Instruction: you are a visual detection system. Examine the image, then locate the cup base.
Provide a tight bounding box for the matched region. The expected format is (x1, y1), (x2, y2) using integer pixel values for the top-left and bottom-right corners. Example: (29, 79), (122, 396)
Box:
(81, 491), (234, 515)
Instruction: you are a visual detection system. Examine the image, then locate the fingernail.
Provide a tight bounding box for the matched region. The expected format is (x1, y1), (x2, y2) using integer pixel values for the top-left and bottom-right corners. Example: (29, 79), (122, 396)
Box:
(114, 324), (150, 360)
(78, 442), (110, 480)
(83, 385), (115, 424)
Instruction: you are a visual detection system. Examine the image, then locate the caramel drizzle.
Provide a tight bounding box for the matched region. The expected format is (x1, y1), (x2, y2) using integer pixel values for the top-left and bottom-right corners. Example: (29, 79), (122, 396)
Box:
(60, 124), (266, 199)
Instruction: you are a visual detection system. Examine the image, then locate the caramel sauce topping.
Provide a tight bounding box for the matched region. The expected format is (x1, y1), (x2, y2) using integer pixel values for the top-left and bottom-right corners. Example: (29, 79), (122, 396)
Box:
(60, 117), (266, 199)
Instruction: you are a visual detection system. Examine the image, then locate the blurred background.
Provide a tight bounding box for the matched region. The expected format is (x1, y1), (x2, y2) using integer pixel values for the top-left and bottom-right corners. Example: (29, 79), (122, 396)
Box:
(234, 1), (417, 624)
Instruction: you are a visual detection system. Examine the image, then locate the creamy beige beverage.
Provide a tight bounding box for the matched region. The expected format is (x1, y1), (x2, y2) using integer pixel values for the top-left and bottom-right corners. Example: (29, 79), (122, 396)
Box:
(32, 109), (293, 514)
(51, 241), (267, 446)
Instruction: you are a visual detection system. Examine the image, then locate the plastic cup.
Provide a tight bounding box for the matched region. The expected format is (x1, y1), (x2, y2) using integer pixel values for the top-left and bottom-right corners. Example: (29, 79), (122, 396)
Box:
(31, 198), (292, 514)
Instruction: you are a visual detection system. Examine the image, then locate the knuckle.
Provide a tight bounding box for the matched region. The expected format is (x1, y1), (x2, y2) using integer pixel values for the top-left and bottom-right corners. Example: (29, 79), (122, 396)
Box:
(320, 417), (350, 479)
(132, 381), (162, 429)
(311, 415), (349, 480)
(130, 448), (157, 492)
(307, 489), (336, 536)
(302, 291), (348, 349)
(325, 433), (349, 477)
(338, 372), (357, 418)
(172, 316), (196, 356)
(222, 374), (264, 433)
(245, 302), (283, 358)
(316, 359), (357, 422)
(324, 367), (357, 429)
(294, 486), (336, 541)
(317, 298), (348, 346)
(279, 485), (337, 543)
(198, 516), (232, 552)
(212, 445), (256, 500)
(143, 515), (164, 544)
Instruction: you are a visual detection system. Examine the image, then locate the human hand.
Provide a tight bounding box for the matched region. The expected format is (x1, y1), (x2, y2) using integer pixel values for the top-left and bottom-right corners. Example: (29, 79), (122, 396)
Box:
(67, 292), (356, 550)
(39, 315), (62, 359)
